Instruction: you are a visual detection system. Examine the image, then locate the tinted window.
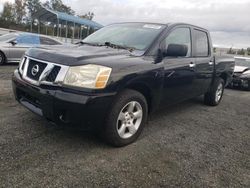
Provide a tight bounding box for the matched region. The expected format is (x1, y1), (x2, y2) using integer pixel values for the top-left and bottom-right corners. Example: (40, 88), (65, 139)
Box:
(194, 30), (209, 57)
(40, 37), (61, 45)
(164, 28), (191, 57)
(16, 34), (40, 45)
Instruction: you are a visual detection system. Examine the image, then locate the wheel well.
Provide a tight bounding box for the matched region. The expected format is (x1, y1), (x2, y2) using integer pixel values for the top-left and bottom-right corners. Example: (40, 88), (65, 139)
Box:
(0, 50), (6, 62)
(220, 73), (228, 85)
(125, 83), (152, 113)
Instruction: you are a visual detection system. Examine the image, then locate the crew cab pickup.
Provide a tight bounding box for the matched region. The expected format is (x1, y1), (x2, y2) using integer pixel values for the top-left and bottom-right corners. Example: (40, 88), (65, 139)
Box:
(12, 23), (235, 146)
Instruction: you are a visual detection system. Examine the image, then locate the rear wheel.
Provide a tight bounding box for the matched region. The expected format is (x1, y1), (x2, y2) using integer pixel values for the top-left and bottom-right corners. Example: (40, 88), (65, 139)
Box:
(204, 78), (225, 106)
(103, 89), (148, 147)
(0, 52), (6, 65)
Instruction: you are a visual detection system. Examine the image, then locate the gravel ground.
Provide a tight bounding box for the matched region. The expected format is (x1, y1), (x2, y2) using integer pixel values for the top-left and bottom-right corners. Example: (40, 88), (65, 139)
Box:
(0, 65), (250, 188)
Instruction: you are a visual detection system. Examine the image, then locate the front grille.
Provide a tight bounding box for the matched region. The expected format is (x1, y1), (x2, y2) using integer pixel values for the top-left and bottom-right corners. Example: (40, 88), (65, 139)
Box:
(46, 66), (61, 82)
(20, 56), (69, 86)
(26, 59), (47, 81)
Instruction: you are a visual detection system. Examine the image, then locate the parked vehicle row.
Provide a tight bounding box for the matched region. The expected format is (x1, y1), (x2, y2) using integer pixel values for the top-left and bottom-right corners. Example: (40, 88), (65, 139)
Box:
(0, 33), (63, 65)
(12, 22), (235, 146)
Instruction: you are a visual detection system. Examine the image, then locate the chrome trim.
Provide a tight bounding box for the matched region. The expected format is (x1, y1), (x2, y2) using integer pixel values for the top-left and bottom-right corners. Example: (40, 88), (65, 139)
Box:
(18, 57), (26, 75)
(21, 56), (69, 86)
(189, 62), (196, 68)
(208, 61), (214, 65)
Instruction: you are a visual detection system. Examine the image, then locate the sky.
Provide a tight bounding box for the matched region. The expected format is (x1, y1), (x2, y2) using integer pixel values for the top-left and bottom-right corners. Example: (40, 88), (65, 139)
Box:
(1, 0), (250, 48)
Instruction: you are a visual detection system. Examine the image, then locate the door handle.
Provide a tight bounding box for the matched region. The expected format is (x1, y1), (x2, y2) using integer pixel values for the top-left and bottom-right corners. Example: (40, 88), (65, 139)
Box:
(208, 61), (214, 65)
(189, 62), (196, 68)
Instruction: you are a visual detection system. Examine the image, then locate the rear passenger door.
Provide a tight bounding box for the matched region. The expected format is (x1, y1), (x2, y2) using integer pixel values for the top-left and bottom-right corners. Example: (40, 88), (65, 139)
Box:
(192, 28), (214, 94)
(10, 35), (40, 60)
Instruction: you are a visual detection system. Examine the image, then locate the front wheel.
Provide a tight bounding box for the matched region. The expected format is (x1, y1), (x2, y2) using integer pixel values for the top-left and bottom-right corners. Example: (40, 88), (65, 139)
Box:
(204, 78), (225, 106)
(0, 52), (6, 65)
(103, 89), (148, 147)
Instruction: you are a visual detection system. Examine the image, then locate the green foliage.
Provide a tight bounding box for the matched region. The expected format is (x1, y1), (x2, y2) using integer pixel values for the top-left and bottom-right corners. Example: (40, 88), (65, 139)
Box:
(227, 47), (236, 55)
(79, 12), (95, 20)
(213, 47), (216, 53)
(247, 48), (250, 55)
(25, 0), (42, 17)
(1, 2), (15, 22)
(237, 48), (245, 56)
(14, 0), (26, 24)
(43, 0), (75, 15)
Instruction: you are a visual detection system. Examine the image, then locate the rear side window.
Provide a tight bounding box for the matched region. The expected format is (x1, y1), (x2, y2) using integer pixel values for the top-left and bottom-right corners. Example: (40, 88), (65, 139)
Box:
(40, 37), (61, 45)
(164, 27), (191, 57)
(194, 29), (209, 57)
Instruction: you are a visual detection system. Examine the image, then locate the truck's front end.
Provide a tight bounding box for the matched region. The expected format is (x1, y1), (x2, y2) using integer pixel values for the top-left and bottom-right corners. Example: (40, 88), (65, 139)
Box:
(12, 55), (116, 129)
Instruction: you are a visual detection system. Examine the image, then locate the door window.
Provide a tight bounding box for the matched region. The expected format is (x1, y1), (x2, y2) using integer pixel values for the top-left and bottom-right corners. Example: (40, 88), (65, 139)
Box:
(16, 34), (40, 45)
(164, 28), (191, 57)
(193, 29), (209, 57)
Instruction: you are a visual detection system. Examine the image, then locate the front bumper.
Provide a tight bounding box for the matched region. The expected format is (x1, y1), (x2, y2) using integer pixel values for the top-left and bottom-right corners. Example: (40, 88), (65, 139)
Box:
(12, 70), (116, 130)
(231, 77), (250, 89)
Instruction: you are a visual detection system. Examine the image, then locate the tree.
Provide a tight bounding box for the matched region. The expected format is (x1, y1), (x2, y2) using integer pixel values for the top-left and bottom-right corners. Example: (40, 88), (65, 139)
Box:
(14, 0), (26, 24)
(237, 48), (245, 56)
(79, 12), (95, 20)
(25, 0), (42, 19)
(247, 48), (250, 56)
(227, 47), (236, 55)
(1, 2), (15, 22)
(43, 0), (75, 15)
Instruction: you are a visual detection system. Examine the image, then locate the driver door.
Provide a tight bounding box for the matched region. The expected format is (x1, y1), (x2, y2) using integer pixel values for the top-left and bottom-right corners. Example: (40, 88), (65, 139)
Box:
(9, 34), (40, 62)
(160, 27), (197, 106)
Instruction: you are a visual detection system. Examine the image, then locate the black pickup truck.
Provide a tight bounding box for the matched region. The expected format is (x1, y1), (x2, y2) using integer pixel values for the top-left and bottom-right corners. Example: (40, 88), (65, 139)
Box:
(12, 23), (235, 146)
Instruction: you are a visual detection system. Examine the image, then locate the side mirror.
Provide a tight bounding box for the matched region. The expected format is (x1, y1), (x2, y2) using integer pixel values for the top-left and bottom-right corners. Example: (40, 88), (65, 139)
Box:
(163, 44), (188, 57)
(9, 41), (17, 46)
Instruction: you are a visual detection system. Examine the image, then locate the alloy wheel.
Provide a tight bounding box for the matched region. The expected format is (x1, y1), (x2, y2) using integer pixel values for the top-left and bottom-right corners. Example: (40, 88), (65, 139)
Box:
(215, 83), (223, 103)
(116, 101), (143, 139)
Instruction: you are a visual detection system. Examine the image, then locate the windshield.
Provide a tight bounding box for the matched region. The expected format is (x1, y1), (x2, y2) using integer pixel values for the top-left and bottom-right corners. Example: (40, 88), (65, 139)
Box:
(0, 33), (17, 42)
(235, 58), (250, 68)
(83, 23), (165, 50)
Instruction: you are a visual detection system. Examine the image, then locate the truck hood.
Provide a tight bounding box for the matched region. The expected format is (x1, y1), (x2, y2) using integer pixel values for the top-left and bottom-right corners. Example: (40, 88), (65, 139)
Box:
(26, 45), (143, 66)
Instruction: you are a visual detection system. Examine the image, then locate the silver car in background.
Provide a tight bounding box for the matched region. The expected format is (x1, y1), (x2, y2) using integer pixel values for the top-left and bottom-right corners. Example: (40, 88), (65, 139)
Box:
(0, 33), (63, 65)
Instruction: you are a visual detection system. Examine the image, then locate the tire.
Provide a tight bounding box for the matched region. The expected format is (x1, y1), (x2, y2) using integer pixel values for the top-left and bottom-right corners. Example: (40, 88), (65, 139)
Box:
(0, 51), (6, 65)
(204, 78), (225, 106)
(103, 89), (148, 147)
(247, 80), (250, 91)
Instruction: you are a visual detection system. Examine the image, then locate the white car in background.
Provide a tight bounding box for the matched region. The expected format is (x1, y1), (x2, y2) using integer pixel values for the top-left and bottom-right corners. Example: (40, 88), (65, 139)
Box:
(0, 33), (63, 65)
(229, 57), (250, 90)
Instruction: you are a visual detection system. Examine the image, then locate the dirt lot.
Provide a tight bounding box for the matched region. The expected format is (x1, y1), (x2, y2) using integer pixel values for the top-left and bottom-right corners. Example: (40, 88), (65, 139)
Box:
(0, 65), (250, 188)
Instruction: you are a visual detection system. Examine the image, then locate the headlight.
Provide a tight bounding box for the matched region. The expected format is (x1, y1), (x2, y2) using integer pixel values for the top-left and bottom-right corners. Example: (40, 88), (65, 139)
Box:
(63, 64), (112, 89)
(240, 74), (250, 79)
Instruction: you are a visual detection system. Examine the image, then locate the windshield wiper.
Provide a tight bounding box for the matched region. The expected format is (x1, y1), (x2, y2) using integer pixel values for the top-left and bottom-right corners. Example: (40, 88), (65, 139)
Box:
(77, 41), (103, 46)
(78, 41), (136, 52)
(104, 42), (135, 52)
